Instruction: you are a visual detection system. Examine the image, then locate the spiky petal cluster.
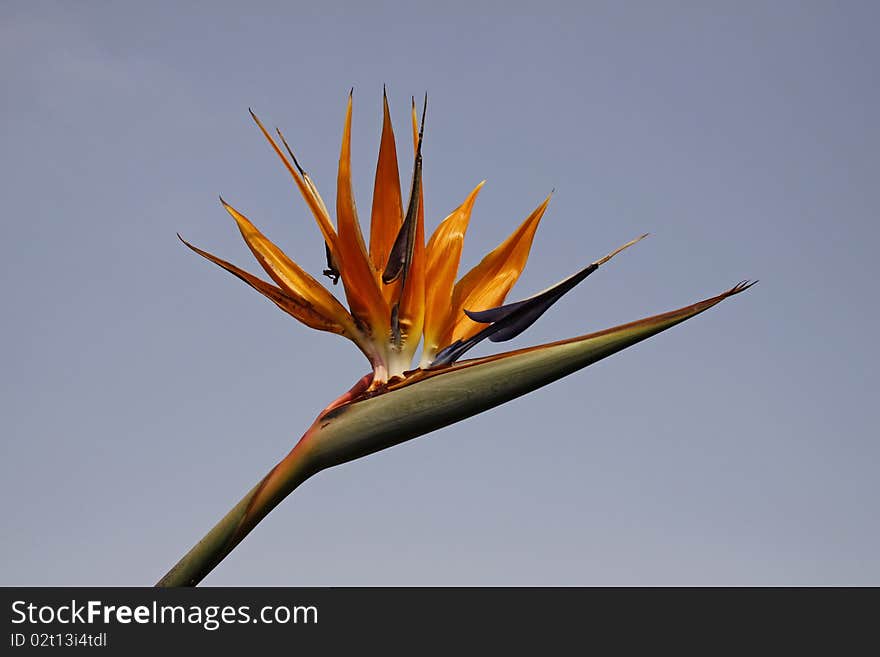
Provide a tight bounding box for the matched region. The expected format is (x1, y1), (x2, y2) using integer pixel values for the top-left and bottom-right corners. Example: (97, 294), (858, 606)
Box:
(180, 91), (645, 384)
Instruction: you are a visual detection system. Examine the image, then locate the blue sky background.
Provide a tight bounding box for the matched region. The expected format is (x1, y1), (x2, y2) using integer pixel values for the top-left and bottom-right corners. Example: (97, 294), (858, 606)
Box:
(2, 1), (877, 585)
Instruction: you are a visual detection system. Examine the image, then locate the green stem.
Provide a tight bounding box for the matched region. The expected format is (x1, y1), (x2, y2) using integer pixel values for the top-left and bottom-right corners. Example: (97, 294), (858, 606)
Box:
(155, 437), (318, 587)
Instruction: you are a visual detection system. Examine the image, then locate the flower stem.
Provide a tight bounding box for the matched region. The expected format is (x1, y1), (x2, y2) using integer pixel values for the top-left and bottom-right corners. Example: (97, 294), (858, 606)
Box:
(156, 375), (373, 587)
(155, 437), (318, 587)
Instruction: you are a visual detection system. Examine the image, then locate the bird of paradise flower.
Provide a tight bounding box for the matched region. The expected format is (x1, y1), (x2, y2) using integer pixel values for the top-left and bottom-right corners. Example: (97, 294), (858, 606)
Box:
(161, 90), (754, 586)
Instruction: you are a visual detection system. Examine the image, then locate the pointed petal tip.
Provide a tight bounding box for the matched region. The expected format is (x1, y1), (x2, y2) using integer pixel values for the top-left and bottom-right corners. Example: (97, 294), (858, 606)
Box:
(730, 279), (759, 295)
(218, 196), (238, 217)
(177, 233), (208, 257)
(465, 180), (487, 202)
(248, 108), (263, 126)
(176, 232), (210, 257)
(462, 180), (487, 207)
(275, 126), (306, 175)
(219, 197), (247, 226)
(594, 232), (649, 266)
(416, 93), (427, 145)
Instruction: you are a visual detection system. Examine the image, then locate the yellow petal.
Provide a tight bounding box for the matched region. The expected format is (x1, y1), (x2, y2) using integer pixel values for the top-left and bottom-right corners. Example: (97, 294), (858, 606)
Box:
(447, 194), (551, 344)
(421, 181), (485, 364)
(248, 109), (339, 266)
(177, 234), (351, 336)
(368, 88), (404, 277)
(218, 198), (358, 335)
(336, 92), (390, 335)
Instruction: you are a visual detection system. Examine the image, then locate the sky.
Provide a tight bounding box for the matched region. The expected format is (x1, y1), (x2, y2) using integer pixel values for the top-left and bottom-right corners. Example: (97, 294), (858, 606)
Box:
(2, 1), (878, 586)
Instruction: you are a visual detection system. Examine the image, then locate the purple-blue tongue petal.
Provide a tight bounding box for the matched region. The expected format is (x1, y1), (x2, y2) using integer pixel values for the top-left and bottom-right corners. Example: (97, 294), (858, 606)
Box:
(432, 233), (648, 366)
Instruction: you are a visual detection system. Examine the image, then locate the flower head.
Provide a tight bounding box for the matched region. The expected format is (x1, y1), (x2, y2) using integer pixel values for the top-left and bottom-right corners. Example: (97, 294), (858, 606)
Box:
(180, 90), (648, 387)
(165, 89), (755, 586)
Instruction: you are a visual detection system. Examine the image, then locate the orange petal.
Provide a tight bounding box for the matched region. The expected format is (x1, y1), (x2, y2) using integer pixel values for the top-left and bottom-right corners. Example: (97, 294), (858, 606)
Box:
(219, 198), (358, 335)
(388, 97), (427, 369)
(421, 181), (485, 364)
(394, 213), (425, 365)
(248, 109), (339, 267)
(447, 193), (551, 344)
(274, 127), (340, 281)
(177, 234), (352, 336)
(336, 92), (389, 335)
(368, 88), (404, 276)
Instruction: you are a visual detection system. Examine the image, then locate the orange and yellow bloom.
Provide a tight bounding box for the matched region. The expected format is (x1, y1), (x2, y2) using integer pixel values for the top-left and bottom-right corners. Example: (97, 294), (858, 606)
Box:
(180, 90), (647, 387)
